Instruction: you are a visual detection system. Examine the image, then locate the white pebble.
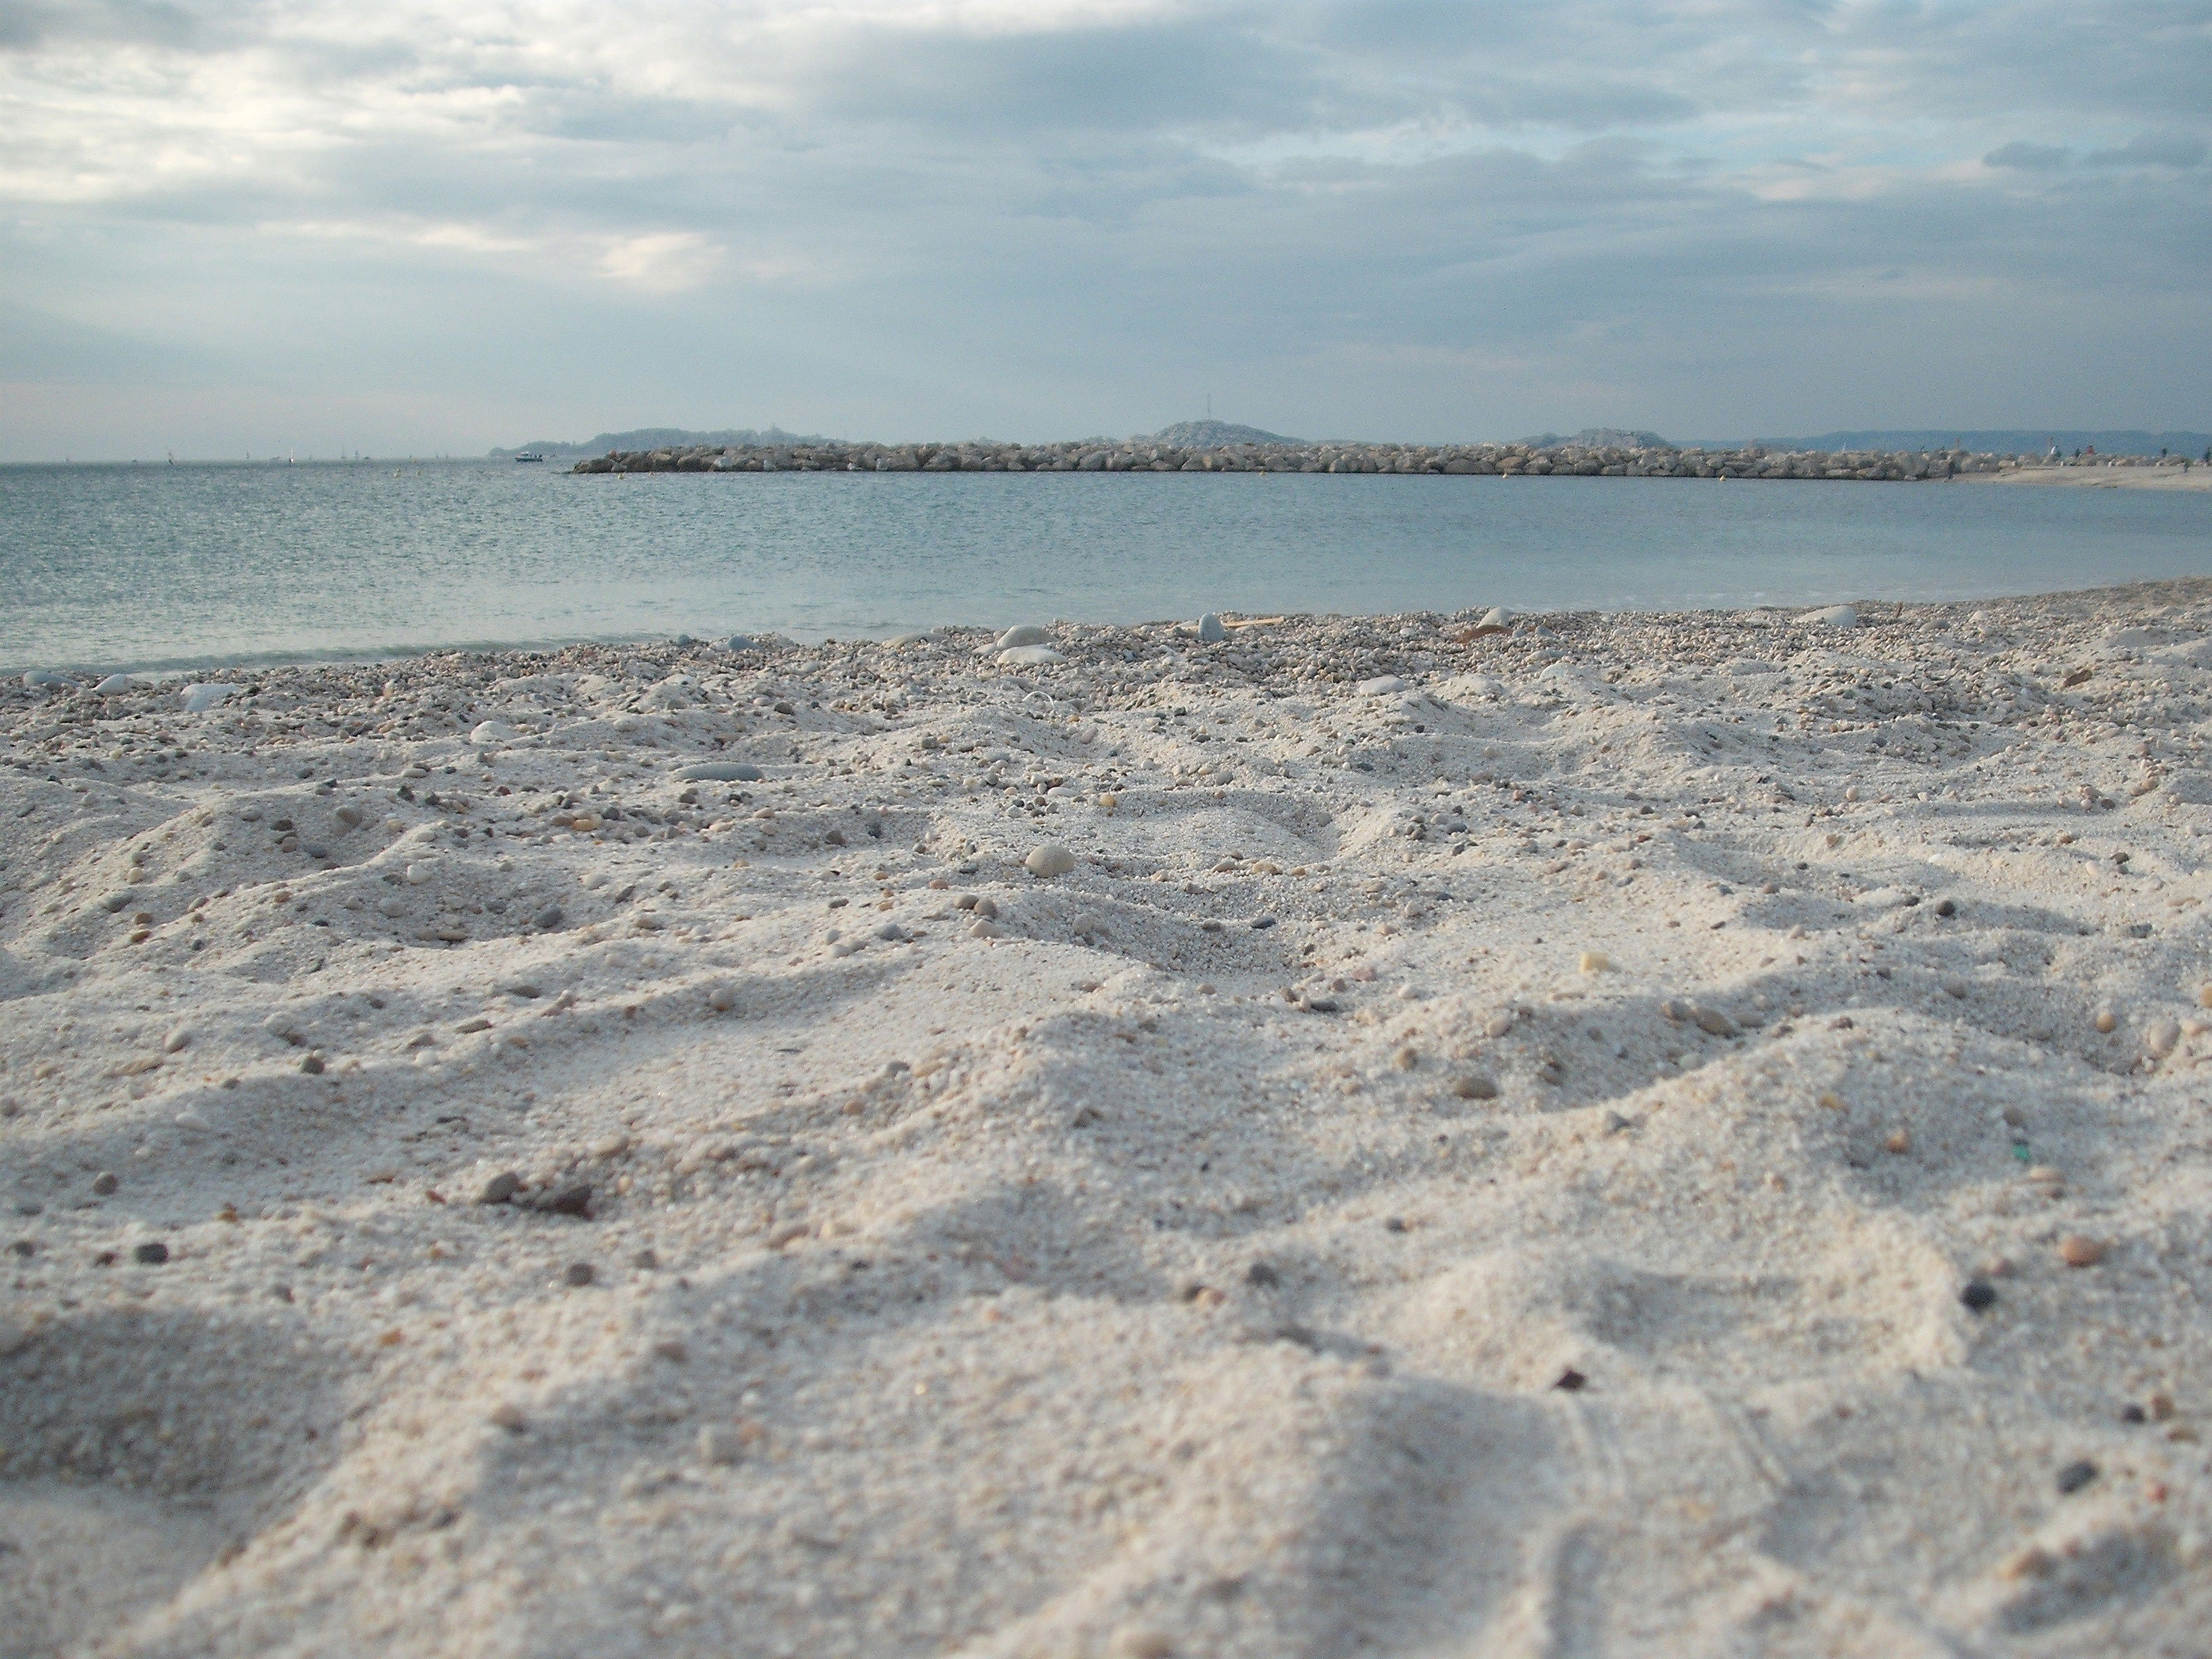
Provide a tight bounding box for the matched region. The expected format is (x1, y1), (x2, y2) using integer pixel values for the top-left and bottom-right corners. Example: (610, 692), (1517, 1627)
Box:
(1026, 843), (1078, 877)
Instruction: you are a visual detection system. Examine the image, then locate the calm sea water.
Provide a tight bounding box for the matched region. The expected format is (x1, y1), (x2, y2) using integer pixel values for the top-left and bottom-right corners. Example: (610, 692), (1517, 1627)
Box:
(4, 461), (2209, 674)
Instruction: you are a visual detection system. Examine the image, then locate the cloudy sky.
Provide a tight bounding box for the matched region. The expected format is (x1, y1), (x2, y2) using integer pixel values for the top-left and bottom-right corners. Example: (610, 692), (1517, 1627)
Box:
(2, 0), (2207, 458)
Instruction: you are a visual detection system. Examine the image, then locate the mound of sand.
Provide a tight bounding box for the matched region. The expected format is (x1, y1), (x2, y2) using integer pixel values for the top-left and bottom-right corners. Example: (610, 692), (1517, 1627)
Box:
(5, 582), (2211, 1656)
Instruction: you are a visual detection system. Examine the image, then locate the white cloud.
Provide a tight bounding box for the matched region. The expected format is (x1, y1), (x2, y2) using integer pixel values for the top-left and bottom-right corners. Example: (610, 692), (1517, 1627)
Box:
(596, 229), (721, 291)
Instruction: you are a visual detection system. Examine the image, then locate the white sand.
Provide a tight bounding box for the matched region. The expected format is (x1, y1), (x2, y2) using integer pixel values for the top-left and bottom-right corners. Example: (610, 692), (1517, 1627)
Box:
(1974, 466), (2212, 492)
(5, 582), (2212, 1656)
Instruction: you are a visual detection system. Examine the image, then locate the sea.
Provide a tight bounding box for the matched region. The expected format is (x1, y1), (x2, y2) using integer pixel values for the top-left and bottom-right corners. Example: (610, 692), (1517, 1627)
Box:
(5, 460), (2209, 676)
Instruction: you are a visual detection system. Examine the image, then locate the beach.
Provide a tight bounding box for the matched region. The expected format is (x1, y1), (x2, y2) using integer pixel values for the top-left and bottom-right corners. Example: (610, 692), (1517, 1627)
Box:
(1977, 466), (2212, 493)
(5, 580), (2212, 1656)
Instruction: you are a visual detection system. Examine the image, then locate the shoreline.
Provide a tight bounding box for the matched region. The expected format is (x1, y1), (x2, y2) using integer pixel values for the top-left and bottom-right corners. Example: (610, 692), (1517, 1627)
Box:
(5, 579), (2212, 1654)
(20, 566), (2212, 684)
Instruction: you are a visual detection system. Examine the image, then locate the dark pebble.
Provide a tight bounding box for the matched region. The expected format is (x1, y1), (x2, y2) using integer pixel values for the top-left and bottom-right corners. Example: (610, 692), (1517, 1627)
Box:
(1934, 898), (1956, 917)
(533, 905), (563, 930)
(14, 1200), (43, 1216)
(1551, 1368), (1588, 1392)
(1244, 1261), (1279, 1288)
(476, 1171), (523, 1206)
(2122, 1404), (2147, 1424)
(300, 1054), (325, 1074)
(537, 1183), (593, 1218)
(1960, 1279), (1998, 1312)
(9, 1239), (35, 1258)
(2055, 1460), (2098, 1495)
(632, 1249), (659, 1270)
(564, 1262), (595, 1287)
(91, 1172), (120, 1196)
(1250, 916), (1277, 930)
(134, 1240), (170, 1265)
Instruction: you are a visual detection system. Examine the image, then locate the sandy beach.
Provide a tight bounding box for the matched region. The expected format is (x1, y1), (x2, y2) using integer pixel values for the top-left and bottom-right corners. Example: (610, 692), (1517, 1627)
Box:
(6, 581), (2212, 1657)
(1975, 466), (2211, 492)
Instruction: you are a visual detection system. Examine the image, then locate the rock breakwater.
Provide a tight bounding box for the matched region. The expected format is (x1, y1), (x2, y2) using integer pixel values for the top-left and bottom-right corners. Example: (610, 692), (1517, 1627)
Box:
(571, 434), (2121, 481)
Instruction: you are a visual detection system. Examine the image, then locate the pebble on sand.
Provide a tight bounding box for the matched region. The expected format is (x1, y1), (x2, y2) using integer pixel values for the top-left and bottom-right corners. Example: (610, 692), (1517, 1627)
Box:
(1196, 613), (1227, 643)
(996, 624), (1053, 649)
(1799, 605), (1860, 628)
(677, 760), (763, 782)
(94, 674), (139, 695)
(476, 1171), (523, 1206)
(699, 1425), (747, 1466)
(1578, 950), (1610, 974)
(2055, 1459), (2099, 1495)
(998, 644), (1066, 666)
(1026, 843), (1078, 877)
(180, 683), (240, 713)
(2058, 1234), (2106, 1267)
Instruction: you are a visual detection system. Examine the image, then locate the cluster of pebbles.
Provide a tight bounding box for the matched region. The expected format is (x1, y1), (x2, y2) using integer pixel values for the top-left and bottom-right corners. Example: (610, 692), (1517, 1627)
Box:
(4, 581), (2212, 1655)
(574, 435), (2047, 480)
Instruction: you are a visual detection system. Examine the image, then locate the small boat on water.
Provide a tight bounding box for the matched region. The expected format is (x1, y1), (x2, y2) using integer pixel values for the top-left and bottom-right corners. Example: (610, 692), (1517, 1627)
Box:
(514, 451), (545, 464)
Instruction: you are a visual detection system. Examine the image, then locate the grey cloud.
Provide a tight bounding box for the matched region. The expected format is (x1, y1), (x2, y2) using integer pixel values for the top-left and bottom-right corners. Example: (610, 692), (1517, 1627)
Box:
(2084, 130), (2209, 167)
(1984, 140), (2070, 169)
(0, 0), (201, 51)
(1, 0), (2208, 459)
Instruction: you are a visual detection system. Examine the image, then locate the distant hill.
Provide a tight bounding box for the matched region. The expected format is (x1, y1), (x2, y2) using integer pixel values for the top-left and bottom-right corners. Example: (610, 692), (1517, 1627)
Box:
(1721, 430), (2212, 458)
(489, 426), (822, 459)
(1517, 427), (1677, 450)
(1149, 421), (1298, 449)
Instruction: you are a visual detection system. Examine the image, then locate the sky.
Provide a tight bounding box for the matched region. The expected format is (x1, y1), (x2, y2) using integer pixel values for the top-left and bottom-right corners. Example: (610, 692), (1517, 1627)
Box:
(1, 0), (2207, 459)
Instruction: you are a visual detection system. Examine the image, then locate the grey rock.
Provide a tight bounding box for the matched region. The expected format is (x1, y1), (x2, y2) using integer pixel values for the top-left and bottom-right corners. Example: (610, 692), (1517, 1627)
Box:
(1197, 613), (1227, 642)
(676, 760), (762, 782)
(477, 1171), (523, 1205)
